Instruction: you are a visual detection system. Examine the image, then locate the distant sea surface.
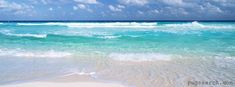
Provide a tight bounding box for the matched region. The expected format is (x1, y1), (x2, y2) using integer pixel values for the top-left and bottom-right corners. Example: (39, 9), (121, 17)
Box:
(0, 21), (235, 87)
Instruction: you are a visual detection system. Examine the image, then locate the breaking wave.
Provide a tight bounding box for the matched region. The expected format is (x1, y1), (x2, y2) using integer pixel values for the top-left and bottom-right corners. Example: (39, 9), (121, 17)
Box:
(17, 22), (158, 28)
(164, 21), (203, 27)
(16, 21), (235, 30)
(0, 49), (72, 58)
(0, 30), (47, 38)
(163, 21), (234, 29)
(5, 33), (47, 38)
(64, 22), (157, 28)
(97, 35), (121, 39)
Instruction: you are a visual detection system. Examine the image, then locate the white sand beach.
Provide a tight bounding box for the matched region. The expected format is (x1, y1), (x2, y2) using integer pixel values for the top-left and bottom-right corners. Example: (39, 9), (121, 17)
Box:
(0, 74), (127, 87)
(0, 82), (126, 87)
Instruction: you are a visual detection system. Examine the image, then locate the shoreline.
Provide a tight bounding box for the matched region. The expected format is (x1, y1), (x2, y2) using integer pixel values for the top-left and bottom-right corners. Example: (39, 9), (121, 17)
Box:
(0, 82), (126, 87)
(0, 74), (127, 87)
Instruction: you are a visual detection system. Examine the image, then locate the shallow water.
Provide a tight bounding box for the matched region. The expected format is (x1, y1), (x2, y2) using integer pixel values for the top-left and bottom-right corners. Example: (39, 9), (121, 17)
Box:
(0, 22), (235, 87)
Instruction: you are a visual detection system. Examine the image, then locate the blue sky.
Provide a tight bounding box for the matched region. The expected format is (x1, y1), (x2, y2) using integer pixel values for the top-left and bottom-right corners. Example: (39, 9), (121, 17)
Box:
(0, 0), (235, 20)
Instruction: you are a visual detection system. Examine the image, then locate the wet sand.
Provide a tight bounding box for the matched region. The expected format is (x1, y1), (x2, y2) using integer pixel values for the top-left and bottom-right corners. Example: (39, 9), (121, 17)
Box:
(0, 82), (126, 87)
(96, 56), (235, 87)
(0, 74), (127, 87)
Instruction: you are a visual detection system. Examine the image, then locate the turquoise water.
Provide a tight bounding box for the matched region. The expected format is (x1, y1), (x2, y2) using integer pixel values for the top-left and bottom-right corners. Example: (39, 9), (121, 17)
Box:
(0, 21), (235, 58)
(0, 21), (235, 86)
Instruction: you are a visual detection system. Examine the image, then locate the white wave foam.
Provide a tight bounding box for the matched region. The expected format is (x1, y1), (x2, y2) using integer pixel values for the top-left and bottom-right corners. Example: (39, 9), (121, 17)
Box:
(17, 23), (45, 26)
(109, 53), (171, 62)
(17, 22), (157, 28)
(57, 30), (112, 37)
(0, 29), (11, 33)
(65, 22), (157, 28)
(16, 22), (234, 29)
(5, 33), (47, 38)
(67, 22), (156, 28)
(0, 30), (47, 38)
(64, 71), (96, 76)
(164, 21), (233, 29)
(15, 51), (71, 58)
(0, 49), (72, 58)
(17, 22), (69, 26)
(63, 68), (97, 78)
(99, 35), (121, 39)
(164, 21), (204, 28)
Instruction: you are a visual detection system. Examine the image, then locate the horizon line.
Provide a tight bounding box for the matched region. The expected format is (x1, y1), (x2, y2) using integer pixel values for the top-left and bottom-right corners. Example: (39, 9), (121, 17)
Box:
(1, 20), (235, 22)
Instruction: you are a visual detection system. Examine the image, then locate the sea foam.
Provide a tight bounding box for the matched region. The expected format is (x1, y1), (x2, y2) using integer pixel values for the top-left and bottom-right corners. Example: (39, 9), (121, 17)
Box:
(164, 21), (204, 28)
(5, 33), (47, 38)
(16, 22), (235, 30)
(163, 21), (234, 29)
(65, 22), (157, 28)
(0, 30), (48, 38)
(98, 35), (121, 39)
(109, 53), (172, 62)
(17, 22), (157, 28)
(63, 69), (96, 76)
(0, 49), (72, 58)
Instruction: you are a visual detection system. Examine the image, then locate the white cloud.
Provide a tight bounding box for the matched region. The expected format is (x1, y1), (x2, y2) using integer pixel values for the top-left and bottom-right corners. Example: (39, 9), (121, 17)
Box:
(87, 8), (93, 12)
(0, 0), (22, 10)
(48, 7), (53, 11)
(162, 0), (184, 5)
(117, 5), (125, 9)
(164, 7), (188, 16)
(109, 5), (125, 12)
(161, 0), (194, 7)
(73, 6), (78, 10)
(73, 0), (98, 12)
(74, 0), (99, 4)
(41, 0), (48, 4)
(0, 0), (33, 15)
(119, 0), (149, 6)
(78, 4), (86, 9)
(137, 10), (144, 14)
(73, 4), (93, 12)
(199, 3), (223, 13)
(212, 0), (235, 7)
(150, 9), (159, 14)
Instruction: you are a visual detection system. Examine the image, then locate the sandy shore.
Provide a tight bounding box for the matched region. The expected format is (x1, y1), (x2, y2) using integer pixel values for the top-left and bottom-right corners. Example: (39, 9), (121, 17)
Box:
(1, 57), (234, 87)
(0, 82), (126, 87)
(0, 74), (127, 87)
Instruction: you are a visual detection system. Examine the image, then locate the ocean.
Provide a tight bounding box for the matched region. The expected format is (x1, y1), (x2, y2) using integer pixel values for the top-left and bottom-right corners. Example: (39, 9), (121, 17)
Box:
(0, 21), (235, 87)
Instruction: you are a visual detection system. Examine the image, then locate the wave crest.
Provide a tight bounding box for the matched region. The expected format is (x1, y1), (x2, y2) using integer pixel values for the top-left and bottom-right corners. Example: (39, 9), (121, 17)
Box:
(5, 33), (47, 38)
(17, 22), (157, 28)
(16, 22), (235, 29)
(164, 21), (203, 27)
(163, 21), (233, 29)
(0, 49), (72, 58)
